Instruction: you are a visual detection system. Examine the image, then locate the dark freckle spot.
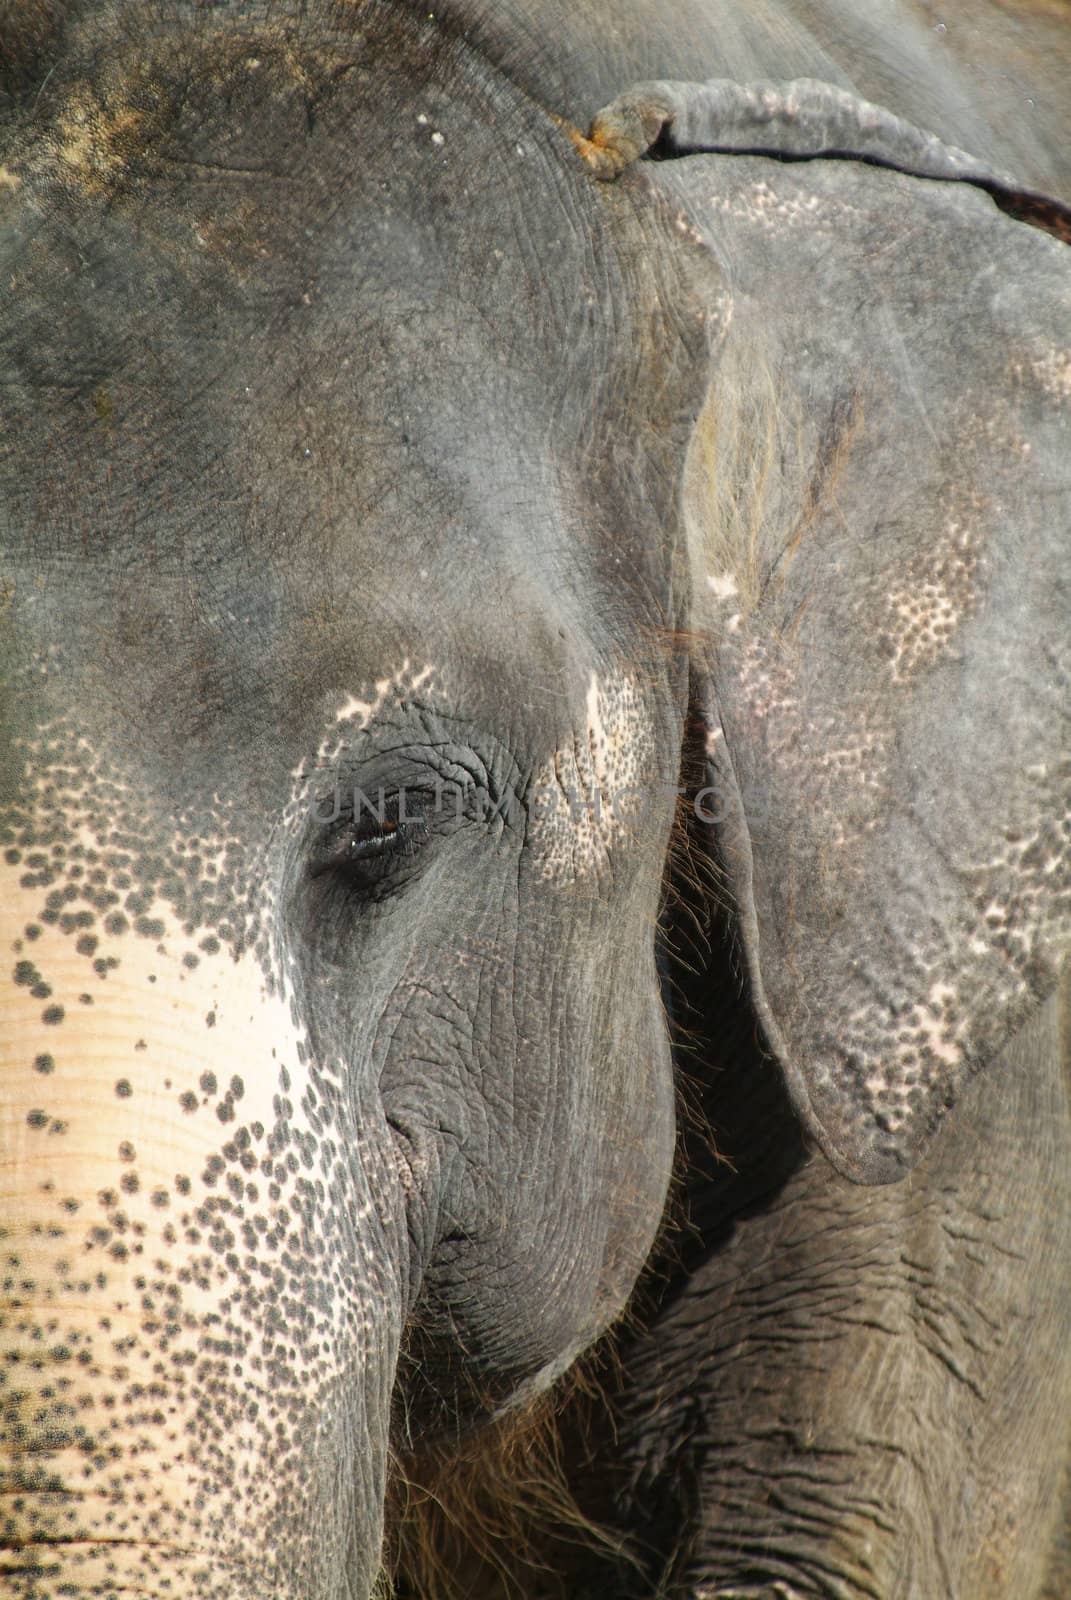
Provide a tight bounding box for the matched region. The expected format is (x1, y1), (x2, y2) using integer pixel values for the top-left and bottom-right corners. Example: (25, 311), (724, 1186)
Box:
(134, 917), (165, 939)
(175, 1176), (191, 1196)
(148, 973), (157, 983)
(206, 1010), (217, 1028)
(4, 847), (20, 864)
(230, 1076), (245, 1100)
(98, 1188), (118, 1207)
(179, 1091), (198, 1113)
(118, 1141), (135, 1162)
(30, 981), (52, 999)
(150, 1190), (169, 1209)
(216, 1102), (235, 1124)
(199, 1072), (217, 1096)
(135, 1039), (147, 1051)
(26, 1109), (49, 1129)
(115, 1080), (133, 1099)
(104, 913), (129, 936)
(25, 924), (41, 940)
(61, 1198), (80, 1213)
(33, 1053), (55, 1075)
(76, 934), (98, 957)
(120, 1173), (139, 1194)
(13, 960), (36, 985)
(182, 952), (199, 970)
(42, 1005), (64, 1025)
(78, 993), (93, 1005)
(200, 936), (220, 955)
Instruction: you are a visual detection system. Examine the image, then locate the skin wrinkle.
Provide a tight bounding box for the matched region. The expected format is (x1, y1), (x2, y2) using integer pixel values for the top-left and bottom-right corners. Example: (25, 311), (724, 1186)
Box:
(614, 998), (1062, 1587)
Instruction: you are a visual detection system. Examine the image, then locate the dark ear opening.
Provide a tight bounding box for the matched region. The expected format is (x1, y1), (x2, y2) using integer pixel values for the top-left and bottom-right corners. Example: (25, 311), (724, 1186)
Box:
(597, 79), (1071, 1183)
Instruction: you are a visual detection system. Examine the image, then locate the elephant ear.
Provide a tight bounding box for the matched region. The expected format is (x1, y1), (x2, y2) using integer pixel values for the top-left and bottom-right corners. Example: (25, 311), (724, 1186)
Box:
(588, 79), (1071, 1183)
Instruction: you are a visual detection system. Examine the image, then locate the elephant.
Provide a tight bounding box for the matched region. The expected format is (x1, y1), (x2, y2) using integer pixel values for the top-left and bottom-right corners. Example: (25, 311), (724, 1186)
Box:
(1, 2), (1068, 1598)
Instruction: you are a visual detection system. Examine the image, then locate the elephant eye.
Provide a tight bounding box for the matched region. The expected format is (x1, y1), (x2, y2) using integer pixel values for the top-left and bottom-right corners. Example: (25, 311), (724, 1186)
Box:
(310, 794), (430, 890)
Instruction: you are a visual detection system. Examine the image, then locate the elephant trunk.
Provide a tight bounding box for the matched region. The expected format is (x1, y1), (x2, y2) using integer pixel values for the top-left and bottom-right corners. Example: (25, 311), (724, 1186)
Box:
(1, 887), (407, 1598)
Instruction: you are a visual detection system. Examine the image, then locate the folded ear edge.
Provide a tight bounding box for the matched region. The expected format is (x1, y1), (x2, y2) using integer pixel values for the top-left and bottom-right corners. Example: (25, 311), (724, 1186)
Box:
(579, 76), (1071, 244)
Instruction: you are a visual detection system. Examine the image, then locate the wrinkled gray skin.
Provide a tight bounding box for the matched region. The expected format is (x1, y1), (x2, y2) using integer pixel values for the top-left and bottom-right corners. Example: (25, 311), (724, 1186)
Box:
(0, 3), (1068, 1598)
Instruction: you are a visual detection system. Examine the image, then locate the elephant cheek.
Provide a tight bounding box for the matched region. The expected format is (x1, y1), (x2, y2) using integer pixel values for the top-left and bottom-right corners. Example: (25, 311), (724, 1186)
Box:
(0, 870), (403, 1598)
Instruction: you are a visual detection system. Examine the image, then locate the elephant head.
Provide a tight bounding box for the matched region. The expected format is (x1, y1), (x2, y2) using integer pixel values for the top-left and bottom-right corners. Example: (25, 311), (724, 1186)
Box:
(1, 9), (1068, 1600)
(0, 13), (696, 1594)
